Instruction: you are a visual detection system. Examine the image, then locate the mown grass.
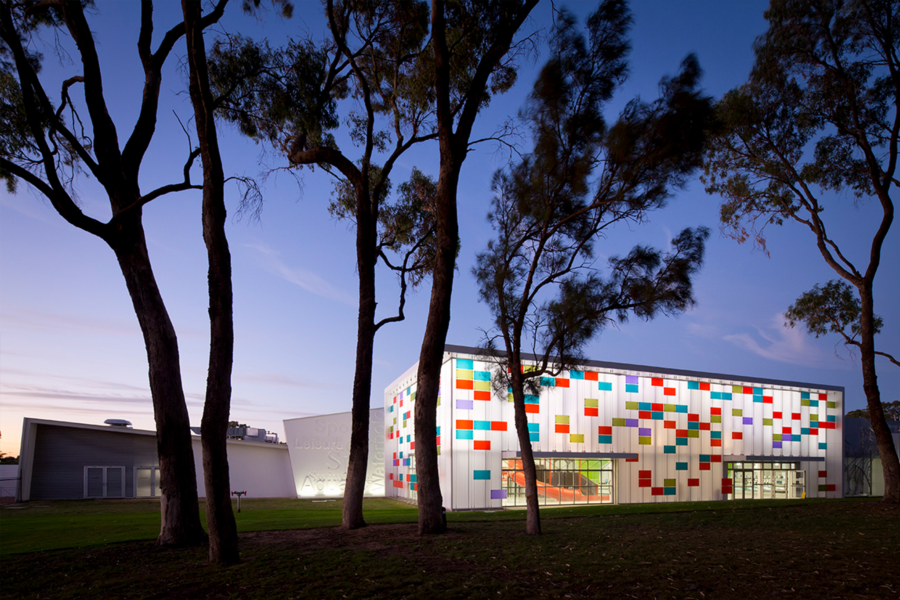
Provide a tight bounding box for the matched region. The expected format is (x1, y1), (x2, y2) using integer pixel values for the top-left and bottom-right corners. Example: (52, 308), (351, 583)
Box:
(1, 497), (898, 599)
(1, 495), (815, 555)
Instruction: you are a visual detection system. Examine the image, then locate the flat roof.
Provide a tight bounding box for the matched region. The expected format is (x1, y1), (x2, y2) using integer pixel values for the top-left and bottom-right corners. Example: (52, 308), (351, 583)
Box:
(444, 344), (845, 393)
(21, 418), (288, 450)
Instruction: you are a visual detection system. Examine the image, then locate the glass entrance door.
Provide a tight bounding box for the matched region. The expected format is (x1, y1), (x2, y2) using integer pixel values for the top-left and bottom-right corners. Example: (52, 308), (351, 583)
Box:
(726, 462), (804, 500)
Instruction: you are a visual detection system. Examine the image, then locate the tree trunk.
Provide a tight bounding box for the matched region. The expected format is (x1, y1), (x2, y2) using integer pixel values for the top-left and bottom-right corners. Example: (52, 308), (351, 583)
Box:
(858, 285), (900, 503)
(413, 160), (460, 535)
(343, 188), (378, 530)
(183, 0), (240, 564)
(111, 220), (206, 547)
(507, 353), (541, 534)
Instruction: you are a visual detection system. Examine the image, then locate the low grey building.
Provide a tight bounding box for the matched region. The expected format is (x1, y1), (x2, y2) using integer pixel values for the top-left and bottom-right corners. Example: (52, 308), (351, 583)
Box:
(17, 418), (295, 501)
(843, 417), (900, 497)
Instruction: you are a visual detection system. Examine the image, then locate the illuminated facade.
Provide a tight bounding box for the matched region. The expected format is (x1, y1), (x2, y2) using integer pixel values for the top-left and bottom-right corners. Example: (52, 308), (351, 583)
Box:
(384, 345), (844, 510)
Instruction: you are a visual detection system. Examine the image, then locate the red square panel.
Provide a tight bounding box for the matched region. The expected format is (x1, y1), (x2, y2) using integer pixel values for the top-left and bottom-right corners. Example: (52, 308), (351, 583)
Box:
(774, 411), (783, 419)
(638, 470), (652, 478)
(389, 473), (393, 480)
(652, 403), (664, 411)
(825, 484), (836, 492)
(722, 478), (732, 485)
(699, 382), (710, 391)
(792, 412), (801, 420)
(688, 478), (700, 487)
(555, 424), (570, 434)
(700, 463), (711, 471)
(638, 479), (652, 488)
(732, 432), (743, 440)
(585, 407), (599, 417)
(651, 487), (664, 495)
(474, 390), (491, 401)
(585, 372), (599, 381)
(652, 378), (664, 387)
(626, 457), (639, 462)
(711, 455), (722, 463)
(436, 436), (441, 445)
(819, 393), (827, 401)
(525, 404), (540, 414)
(818, 470), (827, 478)
(457, 420), (474, 430)
(810, 428), (819, 436)
(555, 378), (570, 388)
(491, 421), (508, 431)
(598, 426), (612, 435)
(473, 440), (491, 450)
(763, 396), (773, 404)
(688, 413), (699, 422)
(676, 429), (688, 438)
(639, 411), (652, 419)
(783, 427), (792, 434)
(456, 379), (473, 390)
(664, 420), (676, 430)
(410, 441), (415, 450)
(711, 439), (722, 447)
(711, 407), (721, 416)
(664, 387), (676, 396)
(700, 422), (710, 431)
(743, 386), (753, 395)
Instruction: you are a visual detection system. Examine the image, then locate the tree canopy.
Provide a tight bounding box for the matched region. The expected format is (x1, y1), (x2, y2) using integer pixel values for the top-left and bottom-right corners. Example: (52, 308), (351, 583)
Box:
(703, 0), (900, 502)
(474, 0), (713, 534)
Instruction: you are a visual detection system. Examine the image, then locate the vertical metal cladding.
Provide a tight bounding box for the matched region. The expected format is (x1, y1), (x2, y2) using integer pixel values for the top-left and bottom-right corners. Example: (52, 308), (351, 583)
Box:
(384, 350), (843, 509)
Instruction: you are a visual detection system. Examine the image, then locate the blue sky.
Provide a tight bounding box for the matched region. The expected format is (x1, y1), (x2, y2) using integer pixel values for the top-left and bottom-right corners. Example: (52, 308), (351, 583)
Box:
(1, 0), (897, 457)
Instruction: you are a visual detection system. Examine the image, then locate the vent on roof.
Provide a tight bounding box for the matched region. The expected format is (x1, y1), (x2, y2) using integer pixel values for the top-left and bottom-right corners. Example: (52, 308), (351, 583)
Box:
(104, 419), (133, 428)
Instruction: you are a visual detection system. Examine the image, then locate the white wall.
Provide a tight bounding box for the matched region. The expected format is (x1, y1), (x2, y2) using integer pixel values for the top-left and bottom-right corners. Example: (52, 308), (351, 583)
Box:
(283, 409), (385, 498)
(191, 438), (295, 499)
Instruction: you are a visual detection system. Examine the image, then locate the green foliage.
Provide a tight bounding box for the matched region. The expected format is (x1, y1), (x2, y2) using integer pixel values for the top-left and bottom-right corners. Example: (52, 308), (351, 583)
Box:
(785, 280), (883, 341)
(846, 401), (900, 421)
(702, 0), (898, 251)
(474, 0), (712, 382)
(208, 35), (340, 151)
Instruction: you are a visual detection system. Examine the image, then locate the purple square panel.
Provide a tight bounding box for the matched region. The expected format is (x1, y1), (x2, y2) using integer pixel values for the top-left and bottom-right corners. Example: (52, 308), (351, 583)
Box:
(626, 418), (639, 427)
(490, 489), (508, 500)
(773, 441), (783, 449)
(456, 399), (474, 410)
(743, 417), (753, 425)
(626, 375), (639, 384)
(638, 427), (651, 436)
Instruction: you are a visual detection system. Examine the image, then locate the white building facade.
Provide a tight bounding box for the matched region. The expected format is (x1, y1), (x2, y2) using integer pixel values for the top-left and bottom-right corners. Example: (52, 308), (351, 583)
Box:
(283, 409), (385, 498)
(385, 345), (844, 510)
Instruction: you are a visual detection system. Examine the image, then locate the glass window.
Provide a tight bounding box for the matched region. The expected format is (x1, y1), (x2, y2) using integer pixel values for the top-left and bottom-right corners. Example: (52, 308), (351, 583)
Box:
(500, 456), (614, 506)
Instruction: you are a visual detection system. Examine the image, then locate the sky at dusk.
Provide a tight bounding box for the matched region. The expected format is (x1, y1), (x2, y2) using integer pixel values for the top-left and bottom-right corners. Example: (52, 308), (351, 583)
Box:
(1, 0), (898, 457)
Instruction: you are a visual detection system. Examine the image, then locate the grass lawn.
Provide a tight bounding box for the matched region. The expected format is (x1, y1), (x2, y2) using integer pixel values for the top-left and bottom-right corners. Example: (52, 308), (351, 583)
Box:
(2, 497), (898, 598)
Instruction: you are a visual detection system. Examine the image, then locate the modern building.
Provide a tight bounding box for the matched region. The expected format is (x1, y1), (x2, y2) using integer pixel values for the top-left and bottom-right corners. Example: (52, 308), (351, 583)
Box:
(844, 417), (900, 497)
(283, 408), (385, 498)
(385, 345), (844, 510)
(16, 418), (295, 502)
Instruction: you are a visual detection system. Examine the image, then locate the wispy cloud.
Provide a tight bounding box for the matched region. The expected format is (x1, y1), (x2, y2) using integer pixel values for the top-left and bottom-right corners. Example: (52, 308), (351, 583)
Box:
(0, 383), (152, 406)
(723, 314), (853, 369)
(0, 307), (138, 337)
(0, 368), (150, 392)
(245, 242), (355, 306)
(234, 371), (345, 391)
